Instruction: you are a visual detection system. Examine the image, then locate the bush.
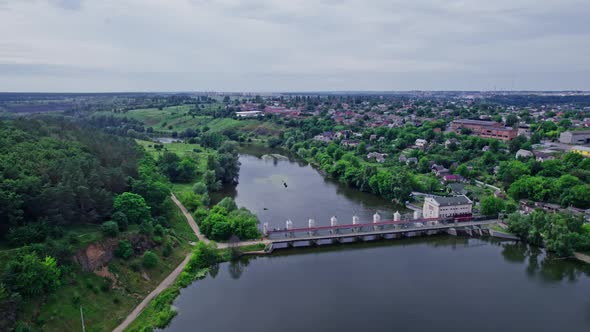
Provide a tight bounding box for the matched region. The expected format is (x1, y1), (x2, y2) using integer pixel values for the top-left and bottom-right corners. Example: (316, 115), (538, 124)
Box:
(140, 220), (154, 235)
(192, 182), (208, 195)
(101, 221), (119, 237)
(130, 261), (141, 272)
(112, 211), (129, 231)
(100, 279), (111, 292)
(216, 197), (237, 212)
(3, 254), (61, 297)
(179, 192), (201, 212)
(142, 251), (159, 269)
(115, 240), (133, 260)
(154, 224), (165, 236)
(162, 241), (173, 257)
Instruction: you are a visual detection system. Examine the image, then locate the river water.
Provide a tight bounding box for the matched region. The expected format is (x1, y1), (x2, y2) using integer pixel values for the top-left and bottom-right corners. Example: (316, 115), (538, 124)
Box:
(166, 147), (590, 332)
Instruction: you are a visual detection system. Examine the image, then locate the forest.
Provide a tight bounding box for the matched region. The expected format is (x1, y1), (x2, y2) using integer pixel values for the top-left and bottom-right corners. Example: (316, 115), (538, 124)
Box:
(0, 114), (256, 331)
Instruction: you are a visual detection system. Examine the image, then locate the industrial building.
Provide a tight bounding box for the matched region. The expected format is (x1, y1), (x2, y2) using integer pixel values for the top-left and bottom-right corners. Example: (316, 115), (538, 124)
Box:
(422, 195), (473, 219)
(451, 119), (518, 141)
(559, 130), (590, 145)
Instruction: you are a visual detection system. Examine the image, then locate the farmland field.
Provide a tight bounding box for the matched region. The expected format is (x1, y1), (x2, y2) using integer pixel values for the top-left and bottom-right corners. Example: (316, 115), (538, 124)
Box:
(94, 104), (260, 134)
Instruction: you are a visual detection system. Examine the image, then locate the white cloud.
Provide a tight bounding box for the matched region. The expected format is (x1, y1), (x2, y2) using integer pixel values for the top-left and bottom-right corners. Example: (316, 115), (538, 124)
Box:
(0, 0), (588, 91)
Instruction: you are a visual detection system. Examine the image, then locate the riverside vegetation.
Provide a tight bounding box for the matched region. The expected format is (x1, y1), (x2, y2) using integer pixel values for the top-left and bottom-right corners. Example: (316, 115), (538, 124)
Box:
(0, 115), (260, 331)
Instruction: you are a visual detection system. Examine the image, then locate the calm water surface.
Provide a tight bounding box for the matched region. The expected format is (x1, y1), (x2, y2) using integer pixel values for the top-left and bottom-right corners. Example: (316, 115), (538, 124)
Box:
(166, 146), (590, 332)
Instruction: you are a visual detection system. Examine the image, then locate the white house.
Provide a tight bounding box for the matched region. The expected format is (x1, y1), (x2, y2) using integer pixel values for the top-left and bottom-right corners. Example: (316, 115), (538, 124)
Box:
(422, 195), (473, 219)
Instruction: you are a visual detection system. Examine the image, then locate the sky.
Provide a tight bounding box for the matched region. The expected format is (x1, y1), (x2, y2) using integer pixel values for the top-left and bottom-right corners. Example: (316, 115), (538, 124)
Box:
(0, 0), (589, 92)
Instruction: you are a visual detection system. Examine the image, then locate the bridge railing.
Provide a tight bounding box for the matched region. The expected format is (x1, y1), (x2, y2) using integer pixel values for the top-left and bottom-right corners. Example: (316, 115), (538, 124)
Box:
(266, 215), (479, 235)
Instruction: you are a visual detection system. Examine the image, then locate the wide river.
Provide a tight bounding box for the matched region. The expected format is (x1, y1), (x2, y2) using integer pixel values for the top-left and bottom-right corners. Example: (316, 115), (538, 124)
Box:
(165, 146), (590, 332)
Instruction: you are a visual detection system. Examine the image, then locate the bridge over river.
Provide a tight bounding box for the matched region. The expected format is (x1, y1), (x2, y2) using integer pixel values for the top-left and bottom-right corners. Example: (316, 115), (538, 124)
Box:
(261, 216), (501, 252)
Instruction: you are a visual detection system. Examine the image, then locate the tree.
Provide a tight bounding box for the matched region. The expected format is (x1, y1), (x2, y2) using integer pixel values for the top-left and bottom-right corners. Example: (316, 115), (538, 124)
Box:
(480, 196), (505, 216)
(111, 211), (128, 231)
(101, 221), (119, 237)
(217, 197), (237, 212)
(187, 242), (219, 271)
(3, 254), (61, 297)
(505, 114), (518, 127)
(113, 192), (151, 225)
(115, 240), (133, 259)
(142, 251), (159, 269)
(192, 182), (208, 195)
(131, 178), (169, 215)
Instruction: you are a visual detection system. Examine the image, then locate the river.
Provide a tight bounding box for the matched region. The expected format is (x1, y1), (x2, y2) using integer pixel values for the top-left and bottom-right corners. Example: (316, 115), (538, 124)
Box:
(165, 147), (590, 332)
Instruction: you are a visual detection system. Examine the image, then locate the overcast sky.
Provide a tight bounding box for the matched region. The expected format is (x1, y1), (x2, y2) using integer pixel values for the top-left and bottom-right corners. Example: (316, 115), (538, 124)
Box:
(0, 0), (589, 92)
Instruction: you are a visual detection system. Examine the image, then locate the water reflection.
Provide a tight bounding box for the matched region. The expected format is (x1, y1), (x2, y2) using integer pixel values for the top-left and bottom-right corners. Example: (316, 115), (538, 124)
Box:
(500, 242), (590, 283)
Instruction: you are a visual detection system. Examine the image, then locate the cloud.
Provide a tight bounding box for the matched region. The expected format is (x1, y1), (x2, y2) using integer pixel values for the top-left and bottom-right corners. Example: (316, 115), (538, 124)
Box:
(0, 0), (588, 91)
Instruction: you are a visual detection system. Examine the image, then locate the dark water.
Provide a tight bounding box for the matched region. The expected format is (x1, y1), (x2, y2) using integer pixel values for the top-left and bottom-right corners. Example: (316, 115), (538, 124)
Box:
(212, 145), (402, 230)
(167, 147), (590, 332)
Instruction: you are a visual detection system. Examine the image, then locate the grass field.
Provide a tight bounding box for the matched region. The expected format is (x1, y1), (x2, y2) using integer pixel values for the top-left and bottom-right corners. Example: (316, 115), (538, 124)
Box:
(94, 104), (261, 134)
(135, 139), (211, 198)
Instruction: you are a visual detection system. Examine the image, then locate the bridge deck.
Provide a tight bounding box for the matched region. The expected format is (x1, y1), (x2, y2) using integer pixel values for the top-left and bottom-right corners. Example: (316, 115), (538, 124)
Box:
(269, 220), (498, 244)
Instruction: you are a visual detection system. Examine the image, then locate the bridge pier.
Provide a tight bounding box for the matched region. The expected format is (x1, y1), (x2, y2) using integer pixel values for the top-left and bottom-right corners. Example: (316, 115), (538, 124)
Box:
(330, 216), (339, 234)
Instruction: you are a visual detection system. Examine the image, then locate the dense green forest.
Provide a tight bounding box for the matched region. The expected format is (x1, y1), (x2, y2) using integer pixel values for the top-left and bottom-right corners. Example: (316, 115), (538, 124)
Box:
(0, 117), (143, 242)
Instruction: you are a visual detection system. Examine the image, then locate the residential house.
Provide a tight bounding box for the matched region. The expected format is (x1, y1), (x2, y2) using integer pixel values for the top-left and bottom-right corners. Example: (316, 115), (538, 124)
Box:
(533, 151), (556, 162)
(367, 152), (388, 163)
(341, 140), (360, 148)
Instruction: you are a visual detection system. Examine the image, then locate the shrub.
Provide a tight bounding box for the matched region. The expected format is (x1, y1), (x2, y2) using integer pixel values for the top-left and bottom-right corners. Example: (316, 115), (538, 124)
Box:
(192, 182), (208, 195)
(216, 197), (237, 212)
(154, 224), (165, 236)
(140, 220), (154, 235)
(112, 211), (129, 231)
(130, 261), (141, 272)
(101, 221), (119, 237)
(162, 241), (173, 257)
(3, 254), (61, 297)
(115, 240), (133, 260)
(142, 251), (159, 269)
(100, 279), (111, 292)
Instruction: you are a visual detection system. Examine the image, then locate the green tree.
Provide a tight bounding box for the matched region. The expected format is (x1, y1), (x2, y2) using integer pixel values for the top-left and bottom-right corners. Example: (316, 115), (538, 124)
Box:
(111, 211), (128, 231)
(101, 221), (119, 237)
(3, 254), (61, 297)
(115, 240), (133, 259)
(192, 182), (208, 195)
(217, 197), (237, 212)
(114, 192), (151, 224)
(142, 251), (159, 269)
(480, 196), (505, 216)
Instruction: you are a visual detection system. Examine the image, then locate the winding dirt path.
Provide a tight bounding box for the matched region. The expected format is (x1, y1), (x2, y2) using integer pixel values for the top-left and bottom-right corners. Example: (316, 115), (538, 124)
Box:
(113, 195), (269, 331)
(112, 253), (191, 332)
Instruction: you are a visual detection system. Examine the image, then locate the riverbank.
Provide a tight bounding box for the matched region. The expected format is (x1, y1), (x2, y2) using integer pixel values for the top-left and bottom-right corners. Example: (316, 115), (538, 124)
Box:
(118, 196), (266, 331)
(574, 252), (590, 264)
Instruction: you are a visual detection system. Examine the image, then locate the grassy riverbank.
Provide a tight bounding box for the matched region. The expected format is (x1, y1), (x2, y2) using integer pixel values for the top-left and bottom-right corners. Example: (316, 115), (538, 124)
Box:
(125, 242), (265, 331)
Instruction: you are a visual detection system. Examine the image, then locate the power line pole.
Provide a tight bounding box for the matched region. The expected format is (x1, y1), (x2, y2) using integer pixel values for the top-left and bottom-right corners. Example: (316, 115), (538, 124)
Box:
(80, 306), (86, 332)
